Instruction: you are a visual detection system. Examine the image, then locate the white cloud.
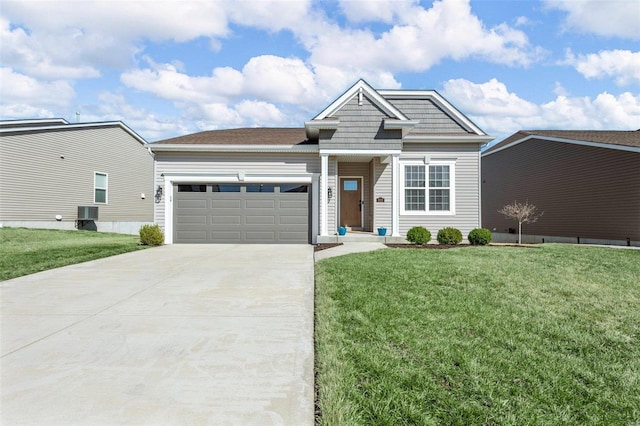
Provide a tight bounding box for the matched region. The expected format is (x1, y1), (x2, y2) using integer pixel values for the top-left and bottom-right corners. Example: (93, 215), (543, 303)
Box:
(236, 100), (286, 126)
(564, 49), (640, 86)
(0, 67), (75, 107)
(241, 56), (321, 104)
(309, 0), (545, 72)
(338, 0), (416, 23)
(225, 0), (312, 31)
(443, 78), (538, 117)
(443, 78), (640, 138)
(545, 0), (640, 39)
(91, 92), (193, 141)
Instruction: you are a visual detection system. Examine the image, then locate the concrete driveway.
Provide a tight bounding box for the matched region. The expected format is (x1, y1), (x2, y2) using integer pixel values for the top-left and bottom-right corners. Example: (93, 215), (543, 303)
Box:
(1, 244), (314, 425)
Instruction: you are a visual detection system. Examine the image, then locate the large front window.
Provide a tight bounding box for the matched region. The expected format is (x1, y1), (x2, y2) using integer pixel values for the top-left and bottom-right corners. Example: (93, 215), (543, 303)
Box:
(402, 162), (454, 214)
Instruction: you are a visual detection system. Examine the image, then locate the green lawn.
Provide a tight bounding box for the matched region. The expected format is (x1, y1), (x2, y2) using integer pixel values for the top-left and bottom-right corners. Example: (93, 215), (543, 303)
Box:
(0, 227), (148, 281)
(315, 245), (640, 425)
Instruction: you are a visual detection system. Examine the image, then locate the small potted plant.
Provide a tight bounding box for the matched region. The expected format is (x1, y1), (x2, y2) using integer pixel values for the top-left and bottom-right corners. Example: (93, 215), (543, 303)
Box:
(338, 226), (347, 236)
(377, 227), (387, 236)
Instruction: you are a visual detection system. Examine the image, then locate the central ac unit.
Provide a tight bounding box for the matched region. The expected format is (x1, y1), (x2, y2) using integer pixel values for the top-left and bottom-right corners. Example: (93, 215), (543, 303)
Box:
(77, 206), (99, 220)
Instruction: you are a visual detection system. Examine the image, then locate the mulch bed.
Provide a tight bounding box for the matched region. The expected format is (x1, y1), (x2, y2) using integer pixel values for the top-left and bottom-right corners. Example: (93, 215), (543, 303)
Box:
(385, 244), (472, 249)
(314, 243), (343, 252)
(385, 243), (540, 249)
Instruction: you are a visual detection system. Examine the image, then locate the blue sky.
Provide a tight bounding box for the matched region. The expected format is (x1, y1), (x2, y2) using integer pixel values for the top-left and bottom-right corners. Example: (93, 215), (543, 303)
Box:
(1, 0), (638, 144)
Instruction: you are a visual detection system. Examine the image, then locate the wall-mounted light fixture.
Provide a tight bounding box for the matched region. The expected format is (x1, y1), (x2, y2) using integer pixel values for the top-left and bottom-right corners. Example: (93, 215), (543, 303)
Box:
(328, 187), (333, 199)
(154, 186), (163, 203)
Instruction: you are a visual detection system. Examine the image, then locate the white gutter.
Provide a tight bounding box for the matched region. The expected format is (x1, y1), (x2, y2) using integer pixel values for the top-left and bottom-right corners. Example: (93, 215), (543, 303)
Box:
(148, 144), (319, 153)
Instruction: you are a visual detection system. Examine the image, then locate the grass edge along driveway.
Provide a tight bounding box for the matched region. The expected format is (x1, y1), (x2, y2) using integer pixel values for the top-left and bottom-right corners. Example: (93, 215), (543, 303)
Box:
(0, 228), (147, 281)
(315, 244), (640, 425)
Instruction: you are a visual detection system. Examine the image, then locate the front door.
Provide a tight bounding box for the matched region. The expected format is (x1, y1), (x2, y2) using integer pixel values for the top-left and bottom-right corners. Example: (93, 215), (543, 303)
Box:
(339, 177), (362, 229)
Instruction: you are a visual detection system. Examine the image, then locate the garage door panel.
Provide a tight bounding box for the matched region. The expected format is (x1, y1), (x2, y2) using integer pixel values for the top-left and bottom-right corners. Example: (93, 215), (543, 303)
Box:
(211, 216), (242, 225)
(176, 199), (208, 208)
(279, 231), (308, 241)
(279, 215), (307, 225)
(211, 230), (242, 240)
(245, 216), (276, 225)
(279, 200), (307, 209)
(175, 231), (208, 241)
(174, 184), (309, 244)
(245, 231), (277, 242)
(245, 200), (276, 209)
(175, 215), (208, 224)
(212, 200), (242, 209)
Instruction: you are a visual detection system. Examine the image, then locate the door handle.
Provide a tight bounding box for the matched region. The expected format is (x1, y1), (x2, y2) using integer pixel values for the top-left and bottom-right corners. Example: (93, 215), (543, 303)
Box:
(359, 200), (363, 211)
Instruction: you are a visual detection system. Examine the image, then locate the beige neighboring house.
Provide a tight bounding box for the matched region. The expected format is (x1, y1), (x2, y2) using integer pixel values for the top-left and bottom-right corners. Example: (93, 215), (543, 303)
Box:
(150, 79), (493, 244)
(0, 118), (154, 234)
(482, 130), (640, 246)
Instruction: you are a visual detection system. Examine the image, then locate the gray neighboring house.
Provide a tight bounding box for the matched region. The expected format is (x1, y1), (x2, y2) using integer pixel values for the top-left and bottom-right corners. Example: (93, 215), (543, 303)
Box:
(0, 118), (154, 234)
(482, 130), (640, 246)
(150, 79), (493, 244)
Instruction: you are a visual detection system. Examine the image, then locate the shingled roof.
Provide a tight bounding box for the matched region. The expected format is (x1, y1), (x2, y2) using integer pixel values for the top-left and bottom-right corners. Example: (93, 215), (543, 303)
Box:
(484, 129), (640, 154)
(152, 127), (312, 145)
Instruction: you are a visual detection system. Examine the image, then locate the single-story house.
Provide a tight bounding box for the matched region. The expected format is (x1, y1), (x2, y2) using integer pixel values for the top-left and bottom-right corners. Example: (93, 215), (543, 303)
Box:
(482, 129), (640, 246)
(149, 79), (494, 244)
(0, 119), (154, 234)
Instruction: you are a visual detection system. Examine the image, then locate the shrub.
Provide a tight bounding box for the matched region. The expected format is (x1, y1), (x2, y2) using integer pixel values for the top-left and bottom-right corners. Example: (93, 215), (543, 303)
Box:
(406, 226), (431, 245)
(437, 227), (463, 245)
(139, 224), (164, 246)
(468, 228), (492, 245)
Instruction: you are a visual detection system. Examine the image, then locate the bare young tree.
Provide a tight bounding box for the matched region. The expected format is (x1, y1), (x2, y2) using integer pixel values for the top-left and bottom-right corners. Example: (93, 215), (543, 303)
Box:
(498, 201), (543, 244)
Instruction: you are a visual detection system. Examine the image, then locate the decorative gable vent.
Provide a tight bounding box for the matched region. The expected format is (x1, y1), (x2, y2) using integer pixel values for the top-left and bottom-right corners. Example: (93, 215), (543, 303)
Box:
(77, 206), (99, 220)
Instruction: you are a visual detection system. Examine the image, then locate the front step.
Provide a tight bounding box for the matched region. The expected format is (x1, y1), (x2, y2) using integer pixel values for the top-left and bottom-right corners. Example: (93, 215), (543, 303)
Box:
(317, 233), (407, 244)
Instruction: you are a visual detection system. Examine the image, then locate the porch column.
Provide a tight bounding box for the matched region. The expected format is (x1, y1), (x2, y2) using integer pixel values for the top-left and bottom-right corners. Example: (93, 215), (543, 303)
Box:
(392, 153), (400, 237)
(321, 154), (329, 236)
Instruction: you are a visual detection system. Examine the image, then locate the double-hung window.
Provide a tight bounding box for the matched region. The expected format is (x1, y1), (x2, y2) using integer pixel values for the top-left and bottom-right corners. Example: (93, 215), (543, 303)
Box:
(94, 172), (108, 204)
(401, 161), (454, 214)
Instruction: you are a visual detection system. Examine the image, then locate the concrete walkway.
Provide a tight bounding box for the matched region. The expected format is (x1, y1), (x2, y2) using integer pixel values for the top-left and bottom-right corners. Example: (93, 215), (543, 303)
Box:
(314, 242), (387, 261)
(1, 244), (314, 425)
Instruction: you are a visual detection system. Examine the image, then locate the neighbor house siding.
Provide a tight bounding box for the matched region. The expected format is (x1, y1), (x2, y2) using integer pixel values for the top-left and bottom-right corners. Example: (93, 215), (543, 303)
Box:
(385, 98), (469, 133)
(0, 126), (153, 230)
(318, 96), (402, 151)
(482, 138), (640, 242)
(399, 144), (481, 239)
(153, 152), (320, 230)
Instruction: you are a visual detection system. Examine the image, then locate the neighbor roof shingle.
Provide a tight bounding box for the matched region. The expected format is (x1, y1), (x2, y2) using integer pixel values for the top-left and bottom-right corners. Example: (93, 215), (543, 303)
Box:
(484, 129), (640, 154)
(152, 128), (312, 145)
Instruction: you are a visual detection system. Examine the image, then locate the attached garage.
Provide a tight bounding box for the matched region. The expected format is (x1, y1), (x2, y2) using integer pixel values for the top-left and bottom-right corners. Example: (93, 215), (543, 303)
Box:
(174, 183), (310, 243)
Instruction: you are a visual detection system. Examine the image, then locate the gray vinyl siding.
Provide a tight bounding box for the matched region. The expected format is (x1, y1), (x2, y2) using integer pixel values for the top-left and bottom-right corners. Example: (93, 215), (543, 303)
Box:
(386, 98), (469, 133)
(338, 162), (372, 231)
(154, 152), (320, 231)
(0, 126), (153, 225)
(318, 95), (402, 150)
(399, 144), (481, 239)
(482, 139), (640, 241)
(372, 157), (392, 230)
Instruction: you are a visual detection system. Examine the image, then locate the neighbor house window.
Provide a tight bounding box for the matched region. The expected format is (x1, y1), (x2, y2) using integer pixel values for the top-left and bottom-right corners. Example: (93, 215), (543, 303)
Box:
(94, 172), (107, 204)
(401, 162), (454, 214)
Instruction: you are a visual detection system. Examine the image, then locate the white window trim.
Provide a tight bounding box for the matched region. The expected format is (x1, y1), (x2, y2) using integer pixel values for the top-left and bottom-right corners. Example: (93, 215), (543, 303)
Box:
(94, 172), (108, 204)
(400, 159), (455, 215)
